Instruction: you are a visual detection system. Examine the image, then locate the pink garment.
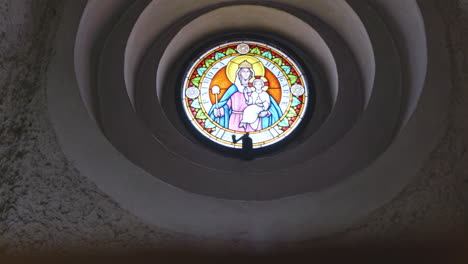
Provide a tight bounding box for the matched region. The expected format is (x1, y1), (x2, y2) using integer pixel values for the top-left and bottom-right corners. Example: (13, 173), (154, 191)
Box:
(226, 92), (260, 132)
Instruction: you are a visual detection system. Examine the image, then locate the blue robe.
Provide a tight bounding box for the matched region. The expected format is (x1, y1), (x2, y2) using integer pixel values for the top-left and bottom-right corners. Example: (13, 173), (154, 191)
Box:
(208, 85), (282, 130)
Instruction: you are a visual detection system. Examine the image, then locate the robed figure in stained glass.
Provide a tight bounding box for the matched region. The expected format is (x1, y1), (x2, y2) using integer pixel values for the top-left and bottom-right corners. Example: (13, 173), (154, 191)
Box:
(208, 56), (282, 132)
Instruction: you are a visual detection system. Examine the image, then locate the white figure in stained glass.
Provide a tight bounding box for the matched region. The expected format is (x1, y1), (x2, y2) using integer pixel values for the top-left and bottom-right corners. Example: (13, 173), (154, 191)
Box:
(208, 57), (282, 132)
(240, 77), (271, 131)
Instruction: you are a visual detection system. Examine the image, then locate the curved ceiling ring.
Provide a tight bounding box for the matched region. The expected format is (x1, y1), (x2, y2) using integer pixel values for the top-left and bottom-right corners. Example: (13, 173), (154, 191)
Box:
(370, 0), (428, 130)
(154, 4), (339, 112)
(48, 0), (451, 248)
(95, 1), (400, 199)
(74, 0), (139, 123)
(137, 4), (365, 170)
(124, 0), (375, 112)
(278, 1), (403, 191)
(95, 0), (286, 200)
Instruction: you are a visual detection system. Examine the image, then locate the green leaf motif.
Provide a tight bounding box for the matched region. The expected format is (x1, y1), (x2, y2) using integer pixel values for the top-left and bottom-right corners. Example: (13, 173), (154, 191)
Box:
(190, 98), (201, 109)
(196, 110), (208, 120)
(278, 118), (290, 127)
(226, 48), (237, 56)
(204, 119), (216, 129)
(197, 67), (207, 76)
(215, 52), (226, 60)
(272, 57), (283, 66)
(287, 108), (298, 118)
(281, 66), (291, 75)
(250, 47), (261, 55)
(205, 59), (215, 68)
(291, 96), (301, 107)
(192, 77), (201, 88)
(288, 75), (298, 84)
(261, 51), (273, 60)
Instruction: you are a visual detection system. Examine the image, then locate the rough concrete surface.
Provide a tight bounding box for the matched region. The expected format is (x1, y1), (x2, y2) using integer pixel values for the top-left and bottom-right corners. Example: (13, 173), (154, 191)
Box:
(0, 0), (467, 255)
(0, 0), (212, 255)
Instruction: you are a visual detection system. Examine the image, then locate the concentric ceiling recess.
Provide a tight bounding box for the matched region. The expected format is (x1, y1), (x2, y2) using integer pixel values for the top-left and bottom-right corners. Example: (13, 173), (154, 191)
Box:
(47, 0), (450, 247)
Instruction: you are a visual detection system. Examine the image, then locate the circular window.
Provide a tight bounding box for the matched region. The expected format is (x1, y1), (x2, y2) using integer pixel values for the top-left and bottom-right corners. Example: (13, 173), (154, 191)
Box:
(181, 40), (310, 150)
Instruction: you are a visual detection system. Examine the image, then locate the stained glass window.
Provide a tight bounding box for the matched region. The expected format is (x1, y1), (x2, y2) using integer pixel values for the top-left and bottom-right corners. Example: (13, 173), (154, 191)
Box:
(182, 41), (309, 149)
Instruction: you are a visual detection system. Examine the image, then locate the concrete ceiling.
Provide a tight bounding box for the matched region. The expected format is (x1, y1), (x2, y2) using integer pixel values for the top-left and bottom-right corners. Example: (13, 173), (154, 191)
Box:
(43, 0), (454, 248)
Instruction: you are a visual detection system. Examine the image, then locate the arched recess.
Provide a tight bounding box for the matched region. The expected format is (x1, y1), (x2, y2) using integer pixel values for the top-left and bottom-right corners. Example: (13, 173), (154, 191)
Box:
(48, 0), (451, 249)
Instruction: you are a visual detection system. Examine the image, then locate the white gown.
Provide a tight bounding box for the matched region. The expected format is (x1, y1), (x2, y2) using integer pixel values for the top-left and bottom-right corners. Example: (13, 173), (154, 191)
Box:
(241, 91), (271, 129)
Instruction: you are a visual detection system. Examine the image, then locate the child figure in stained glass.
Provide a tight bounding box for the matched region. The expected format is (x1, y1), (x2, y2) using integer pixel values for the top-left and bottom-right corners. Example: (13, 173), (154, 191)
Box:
(240, 77), (271, 131)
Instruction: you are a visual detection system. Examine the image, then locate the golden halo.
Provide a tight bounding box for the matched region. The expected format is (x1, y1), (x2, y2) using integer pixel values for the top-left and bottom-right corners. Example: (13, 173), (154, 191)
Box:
(226, 55), (265, 83)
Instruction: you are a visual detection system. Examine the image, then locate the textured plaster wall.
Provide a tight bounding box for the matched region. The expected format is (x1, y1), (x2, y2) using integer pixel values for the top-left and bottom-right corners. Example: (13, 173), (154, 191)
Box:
(0, 0), (209, 255)
(0, 0), (467, 255)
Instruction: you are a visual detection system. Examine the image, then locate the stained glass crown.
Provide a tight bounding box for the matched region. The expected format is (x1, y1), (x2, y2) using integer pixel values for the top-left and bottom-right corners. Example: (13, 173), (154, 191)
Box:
(239, 60), (253, 69)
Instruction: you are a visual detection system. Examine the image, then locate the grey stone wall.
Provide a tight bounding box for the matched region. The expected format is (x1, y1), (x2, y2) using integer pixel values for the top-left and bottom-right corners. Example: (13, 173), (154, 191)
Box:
(0, 0), (466, 255)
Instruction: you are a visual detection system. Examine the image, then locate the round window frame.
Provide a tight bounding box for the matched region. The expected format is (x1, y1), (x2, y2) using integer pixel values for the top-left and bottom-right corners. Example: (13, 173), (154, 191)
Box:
(174, 33), (316, 159)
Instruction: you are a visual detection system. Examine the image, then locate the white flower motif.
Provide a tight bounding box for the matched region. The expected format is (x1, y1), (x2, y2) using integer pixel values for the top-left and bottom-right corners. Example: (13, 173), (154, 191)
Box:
(185, 87), (200, 99)
(291, 84), (305, 97)
(236, 43), (250, 55)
